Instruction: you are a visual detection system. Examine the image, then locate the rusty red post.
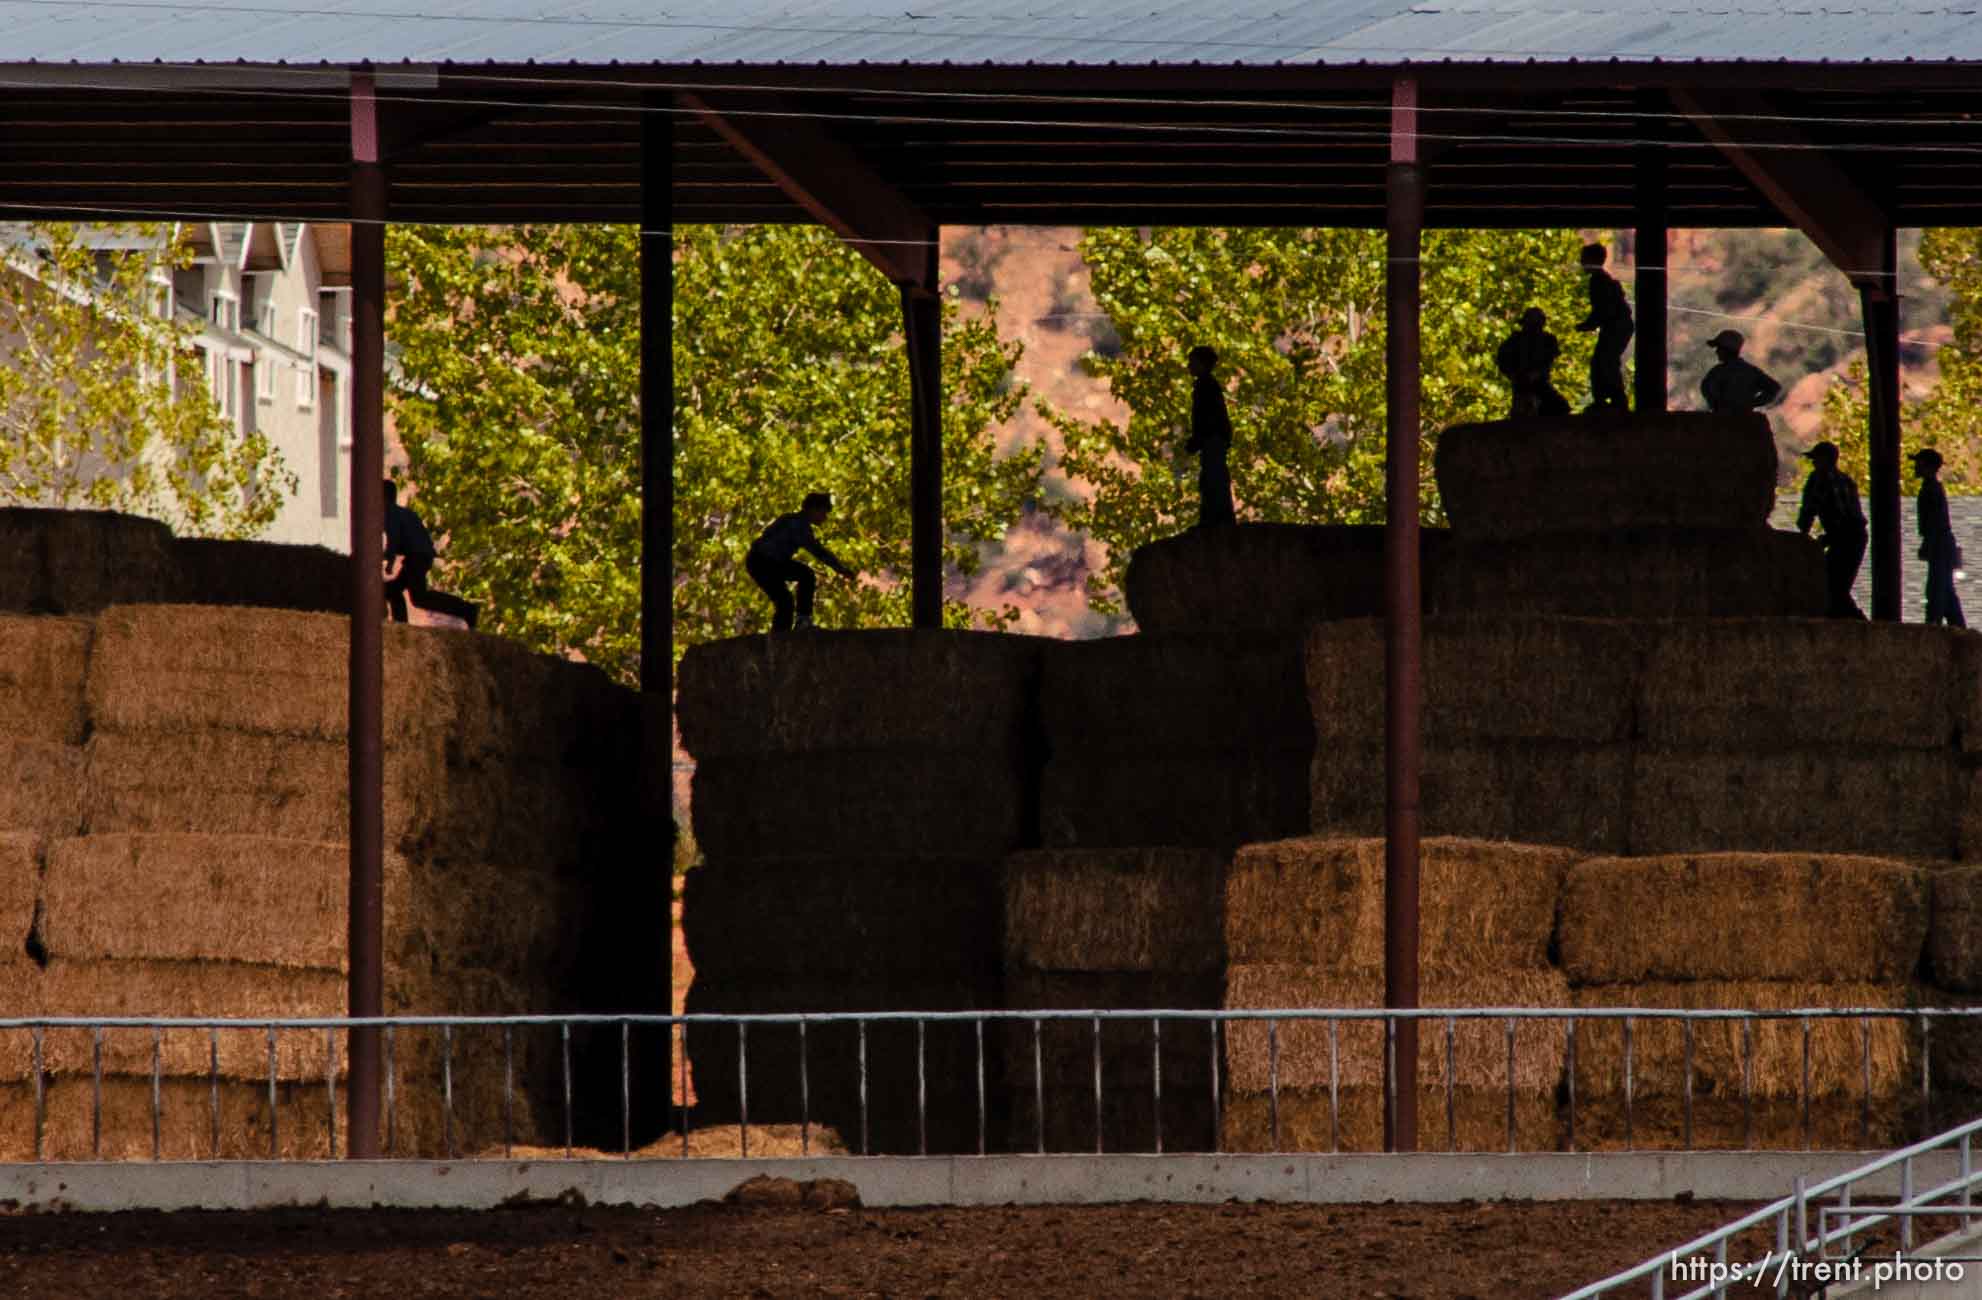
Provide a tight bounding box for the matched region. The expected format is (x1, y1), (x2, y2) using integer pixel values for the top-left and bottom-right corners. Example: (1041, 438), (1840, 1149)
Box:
(640, 102), (674, 694)
(346, 70), (386, 1159)
(1383, 74), (1424, 1154)
(1634, 131), (1669, 414)
(1863, 224), (1902, 622)
(901, 228), (943, 629)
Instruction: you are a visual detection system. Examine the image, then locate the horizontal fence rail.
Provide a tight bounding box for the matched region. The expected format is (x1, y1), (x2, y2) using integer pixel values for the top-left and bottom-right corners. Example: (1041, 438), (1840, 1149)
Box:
(4, 1007), (1981, 1163)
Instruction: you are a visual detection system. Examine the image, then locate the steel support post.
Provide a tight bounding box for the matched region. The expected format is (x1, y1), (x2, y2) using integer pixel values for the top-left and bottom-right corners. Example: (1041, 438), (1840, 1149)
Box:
(1383, 75), (1424, 1154)
(901, 231), (943, 629)
(345, 72), (386, 1159)
(1634, 138), (1669, 414)
(1862, 225), (1902, 622)
(640, 104), (674, 694)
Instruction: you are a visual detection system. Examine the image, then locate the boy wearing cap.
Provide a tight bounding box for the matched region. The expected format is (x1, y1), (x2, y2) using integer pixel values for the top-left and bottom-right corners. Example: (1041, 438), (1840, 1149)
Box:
(1495, 307), (1571, 418)
(1185, 344), (1236, 528)
(1701, 330), (1783, 415)
(1576, 244), (1634, 413)
(1796, 441), (1868, 619)
(746, 492), (857, 632)
(1914, 448), (1966, 628)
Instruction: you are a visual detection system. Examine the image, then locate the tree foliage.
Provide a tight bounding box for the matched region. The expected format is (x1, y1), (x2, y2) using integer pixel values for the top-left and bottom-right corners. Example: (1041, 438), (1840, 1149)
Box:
(1040, 227), (1596, 610)
(0, 222), (293, 536)
(1821, 229), (1982, 494)
(386, 223), (1044, 686)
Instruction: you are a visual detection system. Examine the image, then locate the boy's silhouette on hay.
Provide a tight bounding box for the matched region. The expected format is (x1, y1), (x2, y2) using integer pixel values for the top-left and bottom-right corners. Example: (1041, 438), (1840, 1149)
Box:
(1914, 447), (1966, 629)
(1700, 330), (1783, 416)
(1577, 243), (1634, 414)
(1495, 307), (1571, 418)
(382, 480), (479, 628)
(747, 492), (856, 632)
(1185, 345), (1236, 529)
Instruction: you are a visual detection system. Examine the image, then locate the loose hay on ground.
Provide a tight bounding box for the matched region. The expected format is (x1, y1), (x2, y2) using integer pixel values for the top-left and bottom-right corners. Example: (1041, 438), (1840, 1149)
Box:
(0, 615), (90, 743)
(0, 739), (85, 838)
(1003, 849), (1227, 973)
(684, 855), (1002, 980)
(1561, 854), (1928, 984)
(1639, 621), (1956, 751)
(1225, 837), (1571, 970)
(676, 630), (1048, 761)
(1631, 747), (1955, 858)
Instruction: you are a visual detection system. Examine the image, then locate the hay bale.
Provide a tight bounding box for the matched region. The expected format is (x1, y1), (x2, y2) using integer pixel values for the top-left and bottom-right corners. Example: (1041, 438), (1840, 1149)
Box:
(1931, 869), (1982, 992)
(1008, 1084), (1219, 1154)
(1568, 1092), (1907, 1151)
(1221, 964), (1571, 1095)
(0, 1078), (339, 1161)
(1003, 849), (1226, 974)
(1569, 982), (1914, 1107)
(1041, 634), (1311, 752)
(1219, 1088), (1559, 1154)
(170, 538), (349, 613)
(428, 757), (628, 874)
(686, 974), (1001, 1155)
(1306, 618), (1639, 746)
(1, 832), (38, 968)
(83, 731), (442, 851)
(433, 631), (634, 768)
(33, 958), (344, 1079)
(691, 751), (1027, 860)
(390, 860), (584, 995)
(676, 630), (1047, 762)
(1122, 524), (1453, 636)
(1640, 621), (1955, 751)
(1226, 836), (1572, 971)
(85, 604), (443, 746)
(0, 508), (175, 615)
(1563, 854), (1927, 984)
(1041, 750), (1312, 850)
(0, 739), (85, 838)
(684, 855), (1002, 980)
(0, 615), (90, 743)
(1431, 529), (1826, 619)
(1311, 740), (1630, 853)
(1000, 970), (1225, 1089)
(41, 834), (349, 968)
(1630, 748), (1955, 858)
(1433, 412), (1778, 539)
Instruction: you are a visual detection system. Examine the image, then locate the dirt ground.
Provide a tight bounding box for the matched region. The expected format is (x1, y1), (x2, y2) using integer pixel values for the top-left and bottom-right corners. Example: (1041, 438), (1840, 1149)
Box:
(0, 1195), (1897, 1299)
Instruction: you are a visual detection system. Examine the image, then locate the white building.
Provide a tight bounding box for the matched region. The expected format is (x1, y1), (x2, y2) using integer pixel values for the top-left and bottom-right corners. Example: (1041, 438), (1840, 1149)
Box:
(175, 221), (354, 551)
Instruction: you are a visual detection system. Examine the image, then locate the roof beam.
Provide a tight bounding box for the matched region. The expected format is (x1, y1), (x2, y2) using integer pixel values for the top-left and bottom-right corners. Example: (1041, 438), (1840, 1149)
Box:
(680, 89), (936, 289)
(1669, 87), (1889, 286)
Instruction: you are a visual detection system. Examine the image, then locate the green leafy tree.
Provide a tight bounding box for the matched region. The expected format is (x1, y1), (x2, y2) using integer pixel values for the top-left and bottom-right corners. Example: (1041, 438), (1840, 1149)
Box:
(0, 222), (293, 536)
(1821, 229), (1982, 493)
(1041, 227), (1595, 610)
(386, 223), (1045, 686)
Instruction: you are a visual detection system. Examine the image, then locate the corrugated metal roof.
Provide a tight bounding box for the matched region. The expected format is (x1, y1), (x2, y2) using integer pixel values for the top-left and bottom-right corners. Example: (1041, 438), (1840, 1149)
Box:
(3, 0), (1982, 68)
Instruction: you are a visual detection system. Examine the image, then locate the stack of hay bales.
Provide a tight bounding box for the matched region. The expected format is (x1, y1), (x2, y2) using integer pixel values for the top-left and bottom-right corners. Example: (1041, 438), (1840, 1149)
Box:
(1561, 854), (1929, 1148)
(1308, 618), (1638, 852)
(170, 538), (348, 613)
(1633, 621), (1958, 858)
(1430, 412), (1824, 619)
(0, 510), (175, 615)
(677, 631), (1049, 1154)
(1000, 848), (1227, 1152)
(1124, 525), (1451, 636)
(1219, 837), (1574, 1152)
(1040, 634), (1312, 848)
(0, 602), (664, 1160)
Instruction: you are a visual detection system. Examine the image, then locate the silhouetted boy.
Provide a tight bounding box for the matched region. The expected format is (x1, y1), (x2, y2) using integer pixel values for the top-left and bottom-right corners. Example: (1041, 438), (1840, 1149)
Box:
(747, 492), (856, 632)
(1796, 441), (1868, 619)
(1914, 447), (1965, 628)
(1185, 345), (1236, 528)
(382, 480), (479, 628)
(1700, 330), (1782, 415)
(1495, 307), (1570, 418)
(1576, 244), (1634, 414)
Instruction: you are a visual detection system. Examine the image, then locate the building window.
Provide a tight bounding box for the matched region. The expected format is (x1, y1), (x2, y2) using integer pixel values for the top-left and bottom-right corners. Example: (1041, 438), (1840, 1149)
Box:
(296, 308), (318, 409)
(256, 298), (275, 339)
(255, 351), (276, 404)
(208, 292), (238, 333)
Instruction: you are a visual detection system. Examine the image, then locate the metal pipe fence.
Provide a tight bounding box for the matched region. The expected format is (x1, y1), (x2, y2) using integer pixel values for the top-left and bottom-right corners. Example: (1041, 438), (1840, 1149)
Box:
(4, 1006), (1980, 1163)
